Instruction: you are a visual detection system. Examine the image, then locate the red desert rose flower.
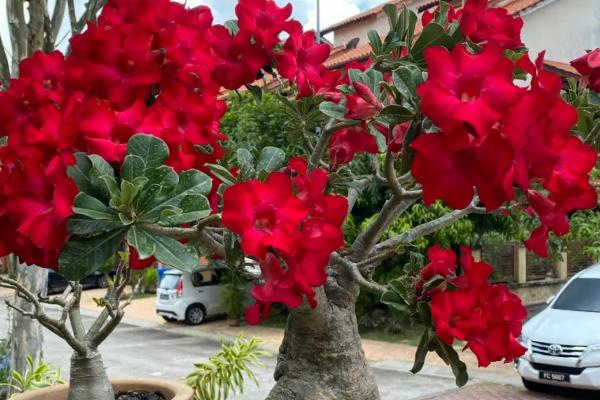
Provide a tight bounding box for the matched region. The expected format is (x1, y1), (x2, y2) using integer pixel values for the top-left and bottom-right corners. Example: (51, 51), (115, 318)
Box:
(428, 246), (527, 367)
(328, 127), (379, 170)
(222, 172), (308, 259)
(460, 0), (524, 50)
(236, 0), (293, 50)
(276, 28), (333, 98)
(344, 81), (383, 121)
(208, 26), (270, 90)
(570, 49), (600, 92)
(417, 43), (523, 149)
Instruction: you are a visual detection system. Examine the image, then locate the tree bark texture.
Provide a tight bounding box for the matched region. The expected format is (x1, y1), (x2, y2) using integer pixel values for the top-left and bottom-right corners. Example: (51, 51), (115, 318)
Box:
(8, 261), (47, 395)
(68, 351), (114, 400)
(267, 269), (380, 400)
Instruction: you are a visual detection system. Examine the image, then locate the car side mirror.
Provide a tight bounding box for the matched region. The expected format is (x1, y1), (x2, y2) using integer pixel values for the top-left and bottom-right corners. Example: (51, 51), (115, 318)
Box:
(546, 295), (556, 305)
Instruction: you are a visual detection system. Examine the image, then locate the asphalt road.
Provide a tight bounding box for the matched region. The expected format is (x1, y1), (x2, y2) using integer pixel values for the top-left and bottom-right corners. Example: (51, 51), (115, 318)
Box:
(0, 299), (585, 400)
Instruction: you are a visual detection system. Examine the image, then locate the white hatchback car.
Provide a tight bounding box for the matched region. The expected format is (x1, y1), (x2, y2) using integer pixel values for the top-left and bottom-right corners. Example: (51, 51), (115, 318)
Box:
(517, 264), (600, 392)
(155, 268), (225, 325)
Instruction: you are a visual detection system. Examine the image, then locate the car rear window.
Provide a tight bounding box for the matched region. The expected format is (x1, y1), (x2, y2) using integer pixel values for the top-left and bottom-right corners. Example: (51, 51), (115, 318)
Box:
(553, 278), (600, 313)
(159, 274), (180, 289)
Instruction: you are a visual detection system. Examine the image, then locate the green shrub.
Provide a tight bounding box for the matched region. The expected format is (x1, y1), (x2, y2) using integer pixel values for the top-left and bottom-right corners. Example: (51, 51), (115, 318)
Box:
(185, 335), (266, 400)
(1, 356), (64, 397)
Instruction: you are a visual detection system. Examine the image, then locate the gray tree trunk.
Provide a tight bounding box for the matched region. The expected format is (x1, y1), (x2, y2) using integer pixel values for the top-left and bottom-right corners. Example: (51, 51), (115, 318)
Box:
(267, 270), (380, 400)
(8, 260), (47, 394)
(68, 351), (114, 400)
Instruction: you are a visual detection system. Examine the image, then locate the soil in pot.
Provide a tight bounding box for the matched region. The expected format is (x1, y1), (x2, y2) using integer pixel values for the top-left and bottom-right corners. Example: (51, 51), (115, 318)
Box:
(115, 391), (166, 400)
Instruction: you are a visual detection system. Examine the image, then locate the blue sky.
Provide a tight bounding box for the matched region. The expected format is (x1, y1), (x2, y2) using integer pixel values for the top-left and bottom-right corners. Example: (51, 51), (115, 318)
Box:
(0, 0), (388, 59)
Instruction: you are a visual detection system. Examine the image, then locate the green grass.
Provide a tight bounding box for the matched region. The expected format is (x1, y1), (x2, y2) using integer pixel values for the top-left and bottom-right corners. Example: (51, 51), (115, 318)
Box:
(359, 325), (424, 346)
(130, 292), (156, 300)
(260, 307), (423, 346)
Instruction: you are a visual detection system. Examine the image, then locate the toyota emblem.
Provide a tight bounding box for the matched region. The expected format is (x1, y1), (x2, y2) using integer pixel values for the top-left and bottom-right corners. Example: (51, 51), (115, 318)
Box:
(548, 344), (563, 356)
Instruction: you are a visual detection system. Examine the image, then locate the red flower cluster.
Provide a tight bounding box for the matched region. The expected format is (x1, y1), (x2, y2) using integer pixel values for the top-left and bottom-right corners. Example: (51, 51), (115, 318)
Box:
(422, 0), (523, 50)
(570, 49), (600, 93)
(329, 127), (378, 170)
(223, 158), (347, 324)
(0, 0), (335, 268)
(412, 43), (597, 256)
(460, 0), (523, 49)
(422, 246), (527, 367)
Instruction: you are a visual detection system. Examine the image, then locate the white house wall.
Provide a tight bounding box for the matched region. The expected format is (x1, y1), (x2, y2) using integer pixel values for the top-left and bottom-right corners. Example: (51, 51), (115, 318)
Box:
(520, 0), (600, 62)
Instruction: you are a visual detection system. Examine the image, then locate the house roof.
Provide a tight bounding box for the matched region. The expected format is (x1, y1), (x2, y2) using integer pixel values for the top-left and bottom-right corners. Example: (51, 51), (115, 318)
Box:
(323, 0), (561, 70)
(325, 42), (579, 78)
(321, 0), (405, 35)
(323, 0), (549, 36)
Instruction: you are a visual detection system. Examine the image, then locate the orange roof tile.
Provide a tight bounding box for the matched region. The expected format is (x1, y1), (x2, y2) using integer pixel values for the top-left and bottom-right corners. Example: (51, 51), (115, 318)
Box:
(322, 0), (405, 34)
(543, 59), (580, 77)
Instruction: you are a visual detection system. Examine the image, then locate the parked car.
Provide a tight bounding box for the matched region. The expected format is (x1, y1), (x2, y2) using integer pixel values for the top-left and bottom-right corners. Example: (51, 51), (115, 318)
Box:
(516, 263), (600, 392)
(155, 268), (226, 325)
(47, 270), (111, 294)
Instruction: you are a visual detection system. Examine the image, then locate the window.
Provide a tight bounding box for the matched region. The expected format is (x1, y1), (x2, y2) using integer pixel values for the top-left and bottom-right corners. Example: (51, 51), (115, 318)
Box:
(159, 274), (180, 289)
(191, 270), (217, 287)
(553, 278), (600, 313)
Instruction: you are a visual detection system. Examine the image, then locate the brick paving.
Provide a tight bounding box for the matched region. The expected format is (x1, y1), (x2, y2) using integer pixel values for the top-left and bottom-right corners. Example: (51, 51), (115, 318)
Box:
(425, 383), (596, 400)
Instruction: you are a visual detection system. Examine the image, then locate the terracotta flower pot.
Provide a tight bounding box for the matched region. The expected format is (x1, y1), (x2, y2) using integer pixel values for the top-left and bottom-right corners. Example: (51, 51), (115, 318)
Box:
(11, 378), (194, 400)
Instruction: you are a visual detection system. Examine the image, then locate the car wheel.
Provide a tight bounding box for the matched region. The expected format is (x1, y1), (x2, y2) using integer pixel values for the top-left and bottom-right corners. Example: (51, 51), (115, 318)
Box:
(522, 378), (549, 392)
(96, 274), (108, 288)
(185, 305), (205, 325)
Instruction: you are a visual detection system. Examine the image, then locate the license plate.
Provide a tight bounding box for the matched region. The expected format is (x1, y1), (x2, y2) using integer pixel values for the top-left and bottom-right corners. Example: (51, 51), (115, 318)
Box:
(539, 371), (570, 383)
(160, 294), (169, 300)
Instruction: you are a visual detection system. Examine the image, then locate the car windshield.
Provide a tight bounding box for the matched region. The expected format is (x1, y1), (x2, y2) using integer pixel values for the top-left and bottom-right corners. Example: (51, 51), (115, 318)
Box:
(553, 278), (600, 313)
(159, 274), (180, 290)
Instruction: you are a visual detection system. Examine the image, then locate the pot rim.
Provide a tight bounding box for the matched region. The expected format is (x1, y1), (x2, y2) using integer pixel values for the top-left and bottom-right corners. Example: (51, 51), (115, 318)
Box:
(10, 378), (194, 400)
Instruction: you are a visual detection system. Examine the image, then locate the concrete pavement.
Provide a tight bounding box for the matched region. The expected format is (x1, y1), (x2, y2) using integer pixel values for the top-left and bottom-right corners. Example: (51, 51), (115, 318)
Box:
(0, 287), (589, 399)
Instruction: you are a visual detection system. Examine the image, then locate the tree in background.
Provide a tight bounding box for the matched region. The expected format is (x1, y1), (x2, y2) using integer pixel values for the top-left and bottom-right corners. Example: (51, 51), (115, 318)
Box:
(0, 1), (598, 400)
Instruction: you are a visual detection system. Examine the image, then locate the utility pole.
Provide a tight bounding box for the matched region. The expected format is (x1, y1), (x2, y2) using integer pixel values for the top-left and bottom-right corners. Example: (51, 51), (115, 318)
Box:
(316, 0), (321, 43)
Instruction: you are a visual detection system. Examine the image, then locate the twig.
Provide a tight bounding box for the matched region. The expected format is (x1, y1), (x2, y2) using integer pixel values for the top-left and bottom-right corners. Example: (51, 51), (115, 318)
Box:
(331, 253), (387, 295)
(371, 198), (479, 259)
(0, 275), (87, 354)
(309, 119), (359, 170)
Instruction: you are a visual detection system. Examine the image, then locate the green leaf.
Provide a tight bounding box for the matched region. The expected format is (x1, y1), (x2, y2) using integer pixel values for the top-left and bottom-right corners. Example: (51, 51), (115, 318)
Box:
(380, 290), (408, 314)
(224, 19), (239, 35)
(127, 134), (169, 170)
(257, 147), (285, 175)
(160, 195), (211, 225)
(68, 153), (116, 202)
(245, 84), (262, 104)
(367, 122), (387, 152)
(411, 23), (454, 61)
(134, 166), (179, 211)
(319, 101), (348, 121)
(72, 193), (119, 221)
(400, 122), (420, 174)
(67, 218), (125, 237)
(375, 104), (414, 125)
(59, 228), (127, 281)
(121, 154), (147, 183)
(141, 169), (212, 221)
(411, 329), (430, 374)
(433, 336), (469, 387)
(236, 148), (256, 180)
(368, 30), (383, 53)
(207, 163), (236, 186)
(126, 226), (198, 271)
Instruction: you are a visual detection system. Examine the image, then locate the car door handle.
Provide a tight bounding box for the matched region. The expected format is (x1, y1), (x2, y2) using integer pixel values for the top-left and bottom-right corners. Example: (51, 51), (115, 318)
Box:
(197, 290), (204, 293)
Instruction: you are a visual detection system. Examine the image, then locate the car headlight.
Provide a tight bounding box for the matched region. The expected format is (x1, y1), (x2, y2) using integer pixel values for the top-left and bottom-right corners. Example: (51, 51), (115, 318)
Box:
(587, 344), (600, 352)
(518, 334), (532, 359)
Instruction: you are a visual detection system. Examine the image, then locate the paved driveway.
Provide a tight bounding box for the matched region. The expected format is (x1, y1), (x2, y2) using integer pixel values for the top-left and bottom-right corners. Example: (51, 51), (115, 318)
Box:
(0, 292), (590, 400)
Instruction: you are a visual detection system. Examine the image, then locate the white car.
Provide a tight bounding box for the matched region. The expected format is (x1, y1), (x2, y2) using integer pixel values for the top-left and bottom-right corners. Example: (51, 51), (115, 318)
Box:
(155, 268), (226, 325)
(517, 263), (600, 392)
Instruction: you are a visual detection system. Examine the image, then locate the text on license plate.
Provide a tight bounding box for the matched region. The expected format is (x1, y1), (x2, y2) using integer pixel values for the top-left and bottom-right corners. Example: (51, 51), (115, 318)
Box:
(539, 371), (570, 382)
(160, 294), (169, 300)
